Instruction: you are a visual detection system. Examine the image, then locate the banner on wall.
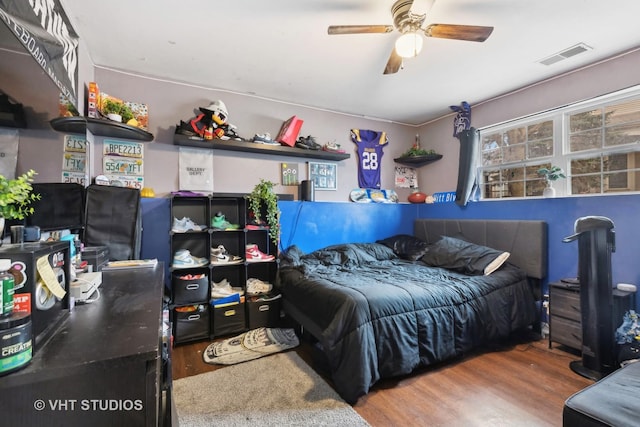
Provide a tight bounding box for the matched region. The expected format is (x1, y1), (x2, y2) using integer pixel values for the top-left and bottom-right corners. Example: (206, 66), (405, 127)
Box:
(0, 128), (19, 178)
(394, 166), (417, 188)
(0, 0), (79, 107)
(179, 147), (213, 192)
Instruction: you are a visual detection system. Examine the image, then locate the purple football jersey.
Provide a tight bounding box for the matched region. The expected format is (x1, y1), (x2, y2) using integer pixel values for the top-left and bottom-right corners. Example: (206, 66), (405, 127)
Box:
(351, 129), (388, 189)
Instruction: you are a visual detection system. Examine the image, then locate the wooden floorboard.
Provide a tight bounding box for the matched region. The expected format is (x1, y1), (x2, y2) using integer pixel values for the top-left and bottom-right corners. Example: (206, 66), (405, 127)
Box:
(171, 333), (592, 426)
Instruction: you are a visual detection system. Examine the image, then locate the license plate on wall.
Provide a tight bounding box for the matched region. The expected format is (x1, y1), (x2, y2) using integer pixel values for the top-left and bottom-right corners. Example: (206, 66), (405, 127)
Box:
(103, 156), (144, 176)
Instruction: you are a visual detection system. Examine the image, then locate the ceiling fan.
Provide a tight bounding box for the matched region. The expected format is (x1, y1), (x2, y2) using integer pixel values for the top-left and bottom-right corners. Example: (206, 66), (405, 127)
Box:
(327, 0), (494, 74)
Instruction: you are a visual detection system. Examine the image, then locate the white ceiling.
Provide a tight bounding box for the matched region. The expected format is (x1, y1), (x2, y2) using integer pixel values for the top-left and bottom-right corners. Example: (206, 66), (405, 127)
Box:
(46, 0), (640, 125)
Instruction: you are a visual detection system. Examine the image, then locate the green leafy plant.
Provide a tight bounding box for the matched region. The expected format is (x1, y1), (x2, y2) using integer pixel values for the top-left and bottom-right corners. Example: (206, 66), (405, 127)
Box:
(101, 98), (134, 123)
(537, 165), (566, 182)
(400, 146), (437, 157)
(247, 179), (280, 245)
(0, 169), (40, 220)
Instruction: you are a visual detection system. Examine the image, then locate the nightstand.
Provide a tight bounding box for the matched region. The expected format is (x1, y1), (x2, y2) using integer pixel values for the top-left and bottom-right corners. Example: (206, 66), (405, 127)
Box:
(549, 281), (636, 352)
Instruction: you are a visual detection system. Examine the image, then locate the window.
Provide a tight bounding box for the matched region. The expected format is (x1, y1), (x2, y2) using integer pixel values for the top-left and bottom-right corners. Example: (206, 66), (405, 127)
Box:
(479, 86), (640, 199)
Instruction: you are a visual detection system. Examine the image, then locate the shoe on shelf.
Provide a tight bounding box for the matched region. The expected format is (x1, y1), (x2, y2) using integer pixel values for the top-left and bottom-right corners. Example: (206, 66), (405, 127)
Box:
(211, 278), (244, 298)
(172, 217), (204, 233)
(220, 123), (243, 141)
(245, 219), (269, 230)
(322, 140), (346, 153)
(173, 249), (208, 269)
(253, 133), (279, 145)
(246, 278), (273, 296)
(210, 245), (244, 265)
(245, 244), (275, 263)
(296, 135), (321, 150)
(211, 212), (240, 231)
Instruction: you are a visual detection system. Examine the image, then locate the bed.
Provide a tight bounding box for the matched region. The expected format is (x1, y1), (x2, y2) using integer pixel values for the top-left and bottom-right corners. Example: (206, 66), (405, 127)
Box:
(276, 219), (548, 404)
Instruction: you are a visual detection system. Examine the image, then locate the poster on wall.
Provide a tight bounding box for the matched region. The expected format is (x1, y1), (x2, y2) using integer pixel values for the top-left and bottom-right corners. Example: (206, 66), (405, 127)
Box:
(102, 139), (144, 189)
(62, 134), (87, 185)
(0, 128), (19, 178)
(394, 166), (417, 188)
(281, 162), (299, 186)
(179, 147), (213, 192)
(308, 161), (337, 191)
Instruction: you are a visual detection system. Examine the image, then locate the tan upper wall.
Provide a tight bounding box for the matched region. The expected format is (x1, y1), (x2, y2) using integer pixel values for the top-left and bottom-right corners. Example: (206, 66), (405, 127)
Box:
(2, 39), (639, 201)
(415, 49), (640, 196)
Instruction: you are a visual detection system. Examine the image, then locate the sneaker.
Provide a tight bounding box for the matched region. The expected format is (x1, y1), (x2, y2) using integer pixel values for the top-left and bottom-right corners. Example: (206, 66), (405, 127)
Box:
(246, 278), (273, 296)
(322, 140), (346, 153)
(253, 133), (279, 145)
(245, 244), (275, 263)
(210, 245), (244, 265)
(175, 120), (203, 140)
(296, 135), (321, 150)
(220, 123), (243, 141)
(172, 217), (204, 233)
(211, 212), (240, 230)
(211, 279), (244, 298)
(173, 249), (208, 269)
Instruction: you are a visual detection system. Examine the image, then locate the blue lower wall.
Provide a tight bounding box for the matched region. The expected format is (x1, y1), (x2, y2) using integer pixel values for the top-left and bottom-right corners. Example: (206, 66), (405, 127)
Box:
(145, 194), (640, 305)
(280, 194), (640, 307)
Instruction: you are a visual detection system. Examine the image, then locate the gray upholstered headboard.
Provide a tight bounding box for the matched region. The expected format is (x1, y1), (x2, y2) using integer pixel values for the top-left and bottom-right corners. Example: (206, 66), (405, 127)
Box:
(414, 219), (547, 280)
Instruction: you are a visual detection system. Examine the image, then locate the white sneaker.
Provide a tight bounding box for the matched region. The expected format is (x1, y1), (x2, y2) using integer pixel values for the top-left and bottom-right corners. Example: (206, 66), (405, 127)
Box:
(210, 245), (244, 265)
(173, 249), (208, 269)
(172, 217), (204, 233)
(246, 278), (273, 296)
(211, 279), (244, 298)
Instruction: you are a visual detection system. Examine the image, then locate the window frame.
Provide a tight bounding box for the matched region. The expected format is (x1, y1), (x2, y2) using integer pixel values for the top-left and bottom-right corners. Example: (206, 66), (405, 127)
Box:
(478, 85), (640, 200)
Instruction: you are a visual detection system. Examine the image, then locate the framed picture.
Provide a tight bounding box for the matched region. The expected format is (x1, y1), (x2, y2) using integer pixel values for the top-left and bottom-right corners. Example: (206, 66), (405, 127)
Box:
(308, 161), (337, 191)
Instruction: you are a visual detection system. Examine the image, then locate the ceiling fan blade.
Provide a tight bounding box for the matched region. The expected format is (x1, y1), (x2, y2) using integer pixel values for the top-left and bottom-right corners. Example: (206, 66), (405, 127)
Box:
(425, 24), (494, 42)
(409, 0), (435, 16)
(328, 25), (394, 35)
(383, 49), (402, 75)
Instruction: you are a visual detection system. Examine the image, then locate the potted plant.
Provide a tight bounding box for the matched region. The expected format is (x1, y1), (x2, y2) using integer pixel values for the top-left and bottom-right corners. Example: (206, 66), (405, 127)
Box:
(395, 135), (442, 167)
(101, 98), (134, 123)
(247, 179), (280, 246)
(0, 169), (40, 238)
(537, 165), (566, 197)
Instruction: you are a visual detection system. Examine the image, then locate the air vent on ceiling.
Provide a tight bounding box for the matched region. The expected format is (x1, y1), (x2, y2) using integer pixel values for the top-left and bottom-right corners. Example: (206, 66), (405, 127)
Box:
(538, 43), (593, 66)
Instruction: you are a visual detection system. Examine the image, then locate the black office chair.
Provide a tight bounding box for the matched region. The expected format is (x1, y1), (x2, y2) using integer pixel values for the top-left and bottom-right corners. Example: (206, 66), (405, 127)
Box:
(83, 184), (141, 261)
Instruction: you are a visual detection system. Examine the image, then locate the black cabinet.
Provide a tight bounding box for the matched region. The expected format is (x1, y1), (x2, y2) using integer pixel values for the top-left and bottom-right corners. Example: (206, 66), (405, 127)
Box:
(169, 194), (280, 345)
(0, 264), (169, 426)
(549, 281), (635, 352)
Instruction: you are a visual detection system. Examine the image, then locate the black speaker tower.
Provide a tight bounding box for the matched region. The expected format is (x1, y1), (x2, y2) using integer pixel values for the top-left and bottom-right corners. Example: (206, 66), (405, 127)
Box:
(563, 216), (616, 380)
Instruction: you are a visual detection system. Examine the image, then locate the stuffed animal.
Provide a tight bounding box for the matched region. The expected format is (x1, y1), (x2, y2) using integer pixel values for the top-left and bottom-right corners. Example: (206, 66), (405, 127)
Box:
(176, 100), (228, 140)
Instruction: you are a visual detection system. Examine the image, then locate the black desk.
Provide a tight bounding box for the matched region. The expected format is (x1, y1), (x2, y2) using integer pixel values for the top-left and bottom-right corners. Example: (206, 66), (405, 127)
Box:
(0, 264), (168, 426)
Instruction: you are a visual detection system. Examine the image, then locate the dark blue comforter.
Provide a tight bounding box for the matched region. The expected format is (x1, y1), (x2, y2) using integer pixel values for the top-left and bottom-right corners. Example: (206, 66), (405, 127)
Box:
(277, 243), (537, 403)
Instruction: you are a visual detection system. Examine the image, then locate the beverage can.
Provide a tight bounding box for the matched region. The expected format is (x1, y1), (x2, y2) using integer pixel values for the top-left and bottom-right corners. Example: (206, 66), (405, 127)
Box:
(0, 259), (14, 316)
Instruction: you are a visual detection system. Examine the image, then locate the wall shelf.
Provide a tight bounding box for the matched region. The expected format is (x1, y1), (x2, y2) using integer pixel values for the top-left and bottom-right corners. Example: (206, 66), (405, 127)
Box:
(173, 134), (350, 161)
(50, 117), (154, 141)
(394, 154), (443, 167)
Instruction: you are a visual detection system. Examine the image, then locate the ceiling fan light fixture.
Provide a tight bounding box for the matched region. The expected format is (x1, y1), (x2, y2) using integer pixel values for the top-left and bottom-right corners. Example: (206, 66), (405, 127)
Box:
(395, 31), (423, 58)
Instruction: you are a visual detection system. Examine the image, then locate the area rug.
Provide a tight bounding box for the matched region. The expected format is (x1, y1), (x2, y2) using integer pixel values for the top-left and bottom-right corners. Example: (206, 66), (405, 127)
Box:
(203, 327), (300, 365)
(173, 351), (370, 426)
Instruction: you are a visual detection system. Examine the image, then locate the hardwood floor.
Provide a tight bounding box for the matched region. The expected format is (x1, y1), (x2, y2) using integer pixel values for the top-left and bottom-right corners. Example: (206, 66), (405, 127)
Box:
(172, 333), (592, 426)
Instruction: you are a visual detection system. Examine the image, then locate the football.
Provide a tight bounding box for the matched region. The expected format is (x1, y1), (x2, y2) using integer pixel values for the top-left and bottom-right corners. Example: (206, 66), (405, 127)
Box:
(408, 191), (427, 204)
